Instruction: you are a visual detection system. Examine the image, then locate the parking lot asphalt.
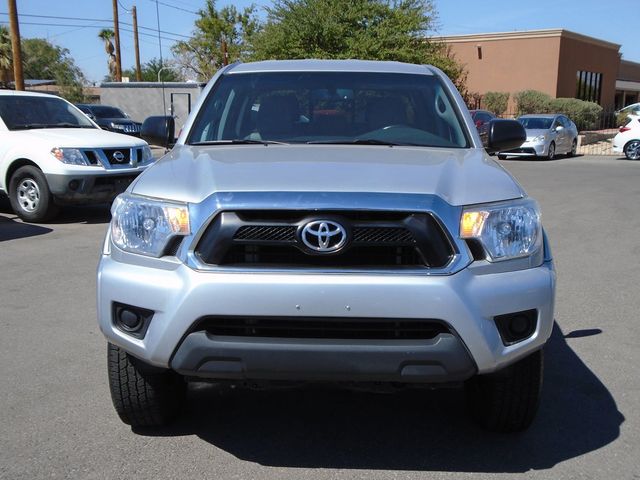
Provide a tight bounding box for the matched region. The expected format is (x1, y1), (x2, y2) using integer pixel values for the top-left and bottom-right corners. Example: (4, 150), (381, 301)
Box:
(0, 154), (638, 480)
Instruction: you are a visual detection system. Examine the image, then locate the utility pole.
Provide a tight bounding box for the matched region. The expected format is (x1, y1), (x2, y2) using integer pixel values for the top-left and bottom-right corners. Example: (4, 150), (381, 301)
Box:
(221, 37), (228, 66)
(7, 0), (24, 90)
(132, 6), (142, 81)
(111, 0), (122, 81)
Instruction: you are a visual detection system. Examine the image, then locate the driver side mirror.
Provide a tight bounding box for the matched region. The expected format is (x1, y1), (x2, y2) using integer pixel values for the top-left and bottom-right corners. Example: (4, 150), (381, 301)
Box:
(485, 119), (526, 154)
(555, 125), (564, 132)
(141, 116), (175, 148)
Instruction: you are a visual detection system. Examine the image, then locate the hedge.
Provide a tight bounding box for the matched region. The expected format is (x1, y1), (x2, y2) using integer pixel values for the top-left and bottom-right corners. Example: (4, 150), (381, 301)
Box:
(514, 90), (603, 130)
(482, 91), (509, 116)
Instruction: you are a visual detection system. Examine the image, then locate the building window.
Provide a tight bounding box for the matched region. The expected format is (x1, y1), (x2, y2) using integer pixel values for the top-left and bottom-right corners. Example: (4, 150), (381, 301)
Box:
(576, 70), (602, 103)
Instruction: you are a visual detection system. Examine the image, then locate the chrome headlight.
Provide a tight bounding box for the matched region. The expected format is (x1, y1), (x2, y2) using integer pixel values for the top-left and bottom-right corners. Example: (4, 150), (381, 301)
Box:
(110, 194), (190, 257)
(110, 122), (125, 130)
(532, 135), (546, 142)
(460, 198), (542, 261)
(139, 145), (154, 164)
(51, 147), (91, 166)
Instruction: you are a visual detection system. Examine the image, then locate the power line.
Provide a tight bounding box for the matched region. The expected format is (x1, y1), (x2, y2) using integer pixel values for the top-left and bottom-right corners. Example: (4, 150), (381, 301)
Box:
(0, 21), (183, 43)
(0, 12), (192, 39)
(148, 0), (198, 15)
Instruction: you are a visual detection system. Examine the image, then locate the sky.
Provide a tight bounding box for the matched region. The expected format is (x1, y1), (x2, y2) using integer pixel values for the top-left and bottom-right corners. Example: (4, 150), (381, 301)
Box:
(1, 0), (638, 84)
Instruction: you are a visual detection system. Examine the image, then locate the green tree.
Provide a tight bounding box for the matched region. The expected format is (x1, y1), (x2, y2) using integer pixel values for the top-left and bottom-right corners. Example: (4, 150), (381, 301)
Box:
(21, 38), (86, 102)
(172, 0), (260, 81)
(122, 58), (183, 82)
(98, 28), (117, 80)
(249, 0), (465, 89)
(514, 90), (553, 116)
(0, 25), (12, 86)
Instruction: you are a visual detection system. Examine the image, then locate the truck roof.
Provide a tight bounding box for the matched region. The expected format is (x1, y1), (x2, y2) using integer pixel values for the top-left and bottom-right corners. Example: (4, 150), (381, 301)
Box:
(227, 59), (435, 75)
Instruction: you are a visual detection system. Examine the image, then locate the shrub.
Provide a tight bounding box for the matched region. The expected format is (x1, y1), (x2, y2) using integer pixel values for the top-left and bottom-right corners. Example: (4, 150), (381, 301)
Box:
(514, 90), (553, 115)
(482, 91), (509, 116)
(551, 97), (602, 131)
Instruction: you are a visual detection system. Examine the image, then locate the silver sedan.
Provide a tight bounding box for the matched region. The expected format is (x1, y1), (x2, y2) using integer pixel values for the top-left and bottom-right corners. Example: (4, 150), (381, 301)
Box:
(498, 114), (578, 160)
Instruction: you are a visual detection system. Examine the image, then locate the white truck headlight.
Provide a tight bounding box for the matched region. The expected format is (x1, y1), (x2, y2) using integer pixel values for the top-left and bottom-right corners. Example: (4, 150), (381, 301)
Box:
(110, 194), (190, 257)
(460, 199), (542, 261)
(51, 147), (91, 166)
(139, 145), (154, 163)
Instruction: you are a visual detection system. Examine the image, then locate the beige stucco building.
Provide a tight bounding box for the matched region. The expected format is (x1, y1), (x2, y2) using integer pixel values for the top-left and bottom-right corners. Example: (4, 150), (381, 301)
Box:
(440, 29), (640, 110)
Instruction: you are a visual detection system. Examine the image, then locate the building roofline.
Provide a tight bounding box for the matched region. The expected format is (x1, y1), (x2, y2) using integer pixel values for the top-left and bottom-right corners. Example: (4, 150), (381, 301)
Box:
(437, 28), (621, 51)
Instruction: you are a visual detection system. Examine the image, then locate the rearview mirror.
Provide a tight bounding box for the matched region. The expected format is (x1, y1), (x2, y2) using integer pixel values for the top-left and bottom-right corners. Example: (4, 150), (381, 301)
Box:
(485, 119), (526, 154)
(141, 116), (175, 148)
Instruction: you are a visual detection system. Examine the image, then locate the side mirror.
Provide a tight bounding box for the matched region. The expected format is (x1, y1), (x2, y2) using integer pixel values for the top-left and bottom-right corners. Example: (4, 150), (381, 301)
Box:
(141, 116), (175, 148)
(555, 125), (564, 132)
(485, 119), (526, 154)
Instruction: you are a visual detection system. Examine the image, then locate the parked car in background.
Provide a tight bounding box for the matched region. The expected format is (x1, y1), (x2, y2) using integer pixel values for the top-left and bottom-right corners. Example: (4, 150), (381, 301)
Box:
(0, 91), (154, 222)
(469, 109), (496, 145)
(615, 102), (640, 117)
(498, 114), (578, 160)
(612, 114), (640, 160)
(75, 104), (141, 136)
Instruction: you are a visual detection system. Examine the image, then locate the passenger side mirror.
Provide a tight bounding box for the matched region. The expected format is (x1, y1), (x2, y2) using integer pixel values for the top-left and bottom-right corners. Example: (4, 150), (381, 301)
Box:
(555, 125), (564, 132)
(485, 119), (526, 154)
(141, 116), (175, 148)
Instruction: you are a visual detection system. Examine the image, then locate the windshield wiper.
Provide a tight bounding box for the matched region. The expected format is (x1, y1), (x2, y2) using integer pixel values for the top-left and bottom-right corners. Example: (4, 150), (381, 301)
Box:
(307, 139), (402, 146)
(190, 139), (288, 146)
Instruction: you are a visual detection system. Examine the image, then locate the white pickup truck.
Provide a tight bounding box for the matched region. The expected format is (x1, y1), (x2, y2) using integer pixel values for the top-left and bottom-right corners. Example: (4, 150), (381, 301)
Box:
(0, 90), (154, 222)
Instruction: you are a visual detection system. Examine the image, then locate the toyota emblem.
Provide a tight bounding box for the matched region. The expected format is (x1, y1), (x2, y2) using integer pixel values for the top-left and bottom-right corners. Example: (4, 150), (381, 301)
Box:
(112, 151), (125, 163)
(301, 220), (347, 253)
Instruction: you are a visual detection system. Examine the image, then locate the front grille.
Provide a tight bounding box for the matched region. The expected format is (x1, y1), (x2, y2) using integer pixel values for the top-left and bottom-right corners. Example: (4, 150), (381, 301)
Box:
(197, 316), (449, 340)
(102, 148), (131, 165)
(195, 210), (455, 269)
(234, 225), (297, 242)
(122, 124), (140, 133)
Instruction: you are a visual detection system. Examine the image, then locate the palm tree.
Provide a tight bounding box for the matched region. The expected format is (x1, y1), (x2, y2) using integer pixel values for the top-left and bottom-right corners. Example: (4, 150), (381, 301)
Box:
(0, 25), (12, 86)
(98, 28), (117, 80)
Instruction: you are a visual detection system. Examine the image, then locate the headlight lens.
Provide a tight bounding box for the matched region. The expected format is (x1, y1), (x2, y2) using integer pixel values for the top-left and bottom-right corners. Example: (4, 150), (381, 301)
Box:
(460, 199), (542, 261)
(110, 194), (190, 257)
(139, 145), (154, 163)
(51, 147), (91, 165)
(532, 135), (546, 142)
(110, 122), (125, 130)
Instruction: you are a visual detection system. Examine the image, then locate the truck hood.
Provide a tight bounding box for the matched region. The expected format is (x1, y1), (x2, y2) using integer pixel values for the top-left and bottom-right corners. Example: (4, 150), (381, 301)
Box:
(10, 128), (147, 148)
(131, 144), (525, 206)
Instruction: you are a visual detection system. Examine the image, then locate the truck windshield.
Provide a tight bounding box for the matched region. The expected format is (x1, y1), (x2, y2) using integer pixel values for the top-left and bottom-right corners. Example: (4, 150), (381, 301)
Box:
(0, 95), (95, 130)
(188, 71), (469, 148)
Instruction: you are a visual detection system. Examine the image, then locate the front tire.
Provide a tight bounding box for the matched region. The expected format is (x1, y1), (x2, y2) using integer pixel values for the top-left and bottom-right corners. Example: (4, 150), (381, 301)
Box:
(8, 165), (59, 222)
(108, 343), (186, 427)
(546, 142), (556, 160)
(624, 140), (640, 160)
(465, 349), (543, 433)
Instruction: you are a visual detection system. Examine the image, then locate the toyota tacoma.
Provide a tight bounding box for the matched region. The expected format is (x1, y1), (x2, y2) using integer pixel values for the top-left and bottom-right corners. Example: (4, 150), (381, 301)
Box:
(97, 60), (555, 432)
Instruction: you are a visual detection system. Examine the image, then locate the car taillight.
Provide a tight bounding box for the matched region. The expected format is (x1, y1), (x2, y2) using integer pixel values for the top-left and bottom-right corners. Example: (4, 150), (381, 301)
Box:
(619, 126), (631, 133)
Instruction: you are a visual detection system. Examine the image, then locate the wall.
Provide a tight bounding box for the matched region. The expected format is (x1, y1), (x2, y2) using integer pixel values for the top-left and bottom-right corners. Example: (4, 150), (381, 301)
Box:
(556, 34), (620, 109)
(618, 60), (640, 82)
(444, 32), (562, 108)
(100, 82), (205, 131)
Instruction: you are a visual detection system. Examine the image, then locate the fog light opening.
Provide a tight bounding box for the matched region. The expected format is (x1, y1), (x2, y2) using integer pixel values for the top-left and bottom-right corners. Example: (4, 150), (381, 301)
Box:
(68, 180), (80, 191)
(113, 302), (154, 339)
(494, 309), (537, 346)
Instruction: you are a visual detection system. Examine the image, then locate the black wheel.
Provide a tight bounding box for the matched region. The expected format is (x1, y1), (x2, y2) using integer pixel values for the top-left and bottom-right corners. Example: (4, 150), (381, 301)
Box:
(497, 154), (507, 160)
(108, 342), (186, 427)
(567, 139), (577, 157)
(8, 165), (59, 222)
(546, 142), (555, 160)
(624, 140), (640, 160)
(465, 349), (543, 433)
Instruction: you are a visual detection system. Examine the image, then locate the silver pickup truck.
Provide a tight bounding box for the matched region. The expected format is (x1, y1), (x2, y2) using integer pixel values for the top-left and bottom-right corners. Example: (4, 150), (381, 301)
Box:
(97, 60), (555, 432)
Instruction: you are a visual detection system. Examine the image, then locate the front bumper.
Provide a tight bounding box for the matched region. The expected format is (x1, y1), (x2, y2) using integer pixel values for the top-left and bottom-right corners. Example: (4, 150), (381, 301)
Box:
(46, 171), (143, 204)
(97, 255), (556, 380)
(501, 141), (548, 157)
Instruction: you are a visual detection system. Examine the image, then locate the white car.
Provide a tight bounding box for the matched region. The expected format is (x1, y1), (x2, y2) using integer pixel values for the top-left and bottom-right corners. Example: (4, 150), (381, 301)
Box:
(612, 114), (640, 160)
(0, 90), (154, 222)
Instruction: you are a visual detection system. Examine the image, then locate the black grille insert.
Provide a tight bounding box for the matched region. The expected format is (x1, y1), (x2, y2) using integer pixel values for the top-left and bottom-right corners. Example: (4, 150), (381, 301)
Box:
(197, 316), (449, 340)
(195, 210), (455, 269)
(102, 148), (131, 165)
